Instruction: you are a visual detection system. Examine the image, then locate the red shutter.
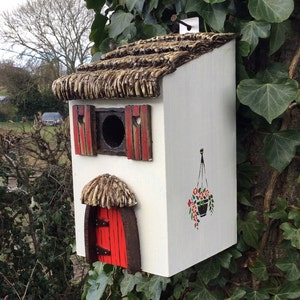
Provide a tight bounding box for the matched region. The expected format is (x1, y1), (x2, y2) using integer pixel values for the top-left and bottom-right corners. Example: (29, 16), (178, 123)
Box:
(125, 105), (152, 161)
(72, 105), (97, 156)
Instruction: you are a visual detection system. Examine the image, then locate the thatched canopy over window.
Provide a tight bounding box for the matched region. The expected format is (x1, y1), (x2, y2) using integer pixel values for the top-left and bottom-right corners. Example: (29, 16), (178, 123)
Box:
(52, 32), (235, 101)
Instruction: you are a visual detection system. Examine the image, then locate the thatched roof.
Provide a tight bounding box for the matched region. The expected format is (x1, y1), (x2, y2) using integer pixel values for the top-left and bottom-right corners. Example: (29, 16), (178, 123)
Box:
(81, 174), (137, 208)
(52, 32), (235, 101)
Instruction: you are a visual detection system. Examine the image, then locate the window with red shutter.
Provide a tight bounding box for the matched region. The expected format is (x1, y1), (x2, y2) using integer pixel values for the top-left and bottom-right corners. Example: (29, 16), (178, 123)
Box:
(72, 104), (152, 161)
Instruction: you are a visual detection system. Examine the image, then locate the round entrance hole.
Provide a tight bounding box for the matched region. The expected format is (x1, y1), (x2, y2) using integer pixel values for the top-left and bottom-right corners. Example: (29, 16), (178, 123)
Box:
(102, 115), (125, 148)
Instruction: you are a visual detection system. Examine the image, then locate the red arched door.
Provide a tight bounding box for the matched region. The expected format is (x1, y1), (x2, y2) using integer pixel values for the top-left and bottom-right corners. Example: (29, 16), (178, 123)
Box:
(96, 207), (127, 268)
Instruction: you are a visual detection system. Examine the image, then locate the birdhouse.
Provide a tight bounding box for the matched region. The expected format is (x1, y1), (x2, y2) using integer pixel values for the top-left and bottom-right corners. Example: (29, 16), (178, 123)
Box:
(52, 32), (237, 277)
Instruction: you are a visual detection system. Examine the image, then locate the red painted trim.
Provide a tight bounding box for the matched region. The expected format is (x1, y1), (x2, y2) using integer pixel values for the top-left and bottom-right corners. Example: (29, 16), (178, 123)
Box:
(141, 105), (152, 161)
(132, 106), (141, 160)
(84, 106), (97, 156)
(125, 106), (134, 159)
(72, 105), (81, 155)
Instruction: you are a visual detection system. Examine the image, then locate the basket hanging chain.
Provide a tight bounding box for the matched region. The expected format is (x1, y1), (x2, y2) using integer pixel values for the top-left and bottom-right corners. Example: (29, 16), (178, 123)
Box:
(196, 148), (208, 189)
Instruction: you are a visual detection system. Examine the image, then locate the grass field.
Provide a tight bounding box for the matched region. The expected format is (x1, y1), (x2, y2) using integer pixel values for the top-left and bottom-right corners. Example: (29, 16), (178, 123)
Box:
(0, 121), (59, 134)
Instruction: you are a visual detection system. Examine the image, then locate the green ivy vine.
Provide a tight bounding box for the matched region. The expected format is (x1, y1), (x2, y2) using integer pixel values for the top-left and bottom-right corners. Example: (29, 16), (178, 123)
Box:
(82, 0), (300, 299)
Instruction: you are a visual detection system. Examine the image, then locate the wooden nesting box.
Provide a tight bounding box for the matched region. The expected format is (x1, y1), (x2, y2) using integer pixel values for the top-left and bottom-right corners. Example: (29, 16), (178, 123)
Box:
(52, 32), (237, 277)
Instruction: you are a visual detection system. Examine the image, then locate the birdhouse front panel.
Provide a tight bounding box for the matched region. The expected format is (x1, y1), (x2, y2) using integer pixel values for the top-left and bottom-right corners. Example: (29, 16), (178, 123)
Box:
(52, 33), (237, 277)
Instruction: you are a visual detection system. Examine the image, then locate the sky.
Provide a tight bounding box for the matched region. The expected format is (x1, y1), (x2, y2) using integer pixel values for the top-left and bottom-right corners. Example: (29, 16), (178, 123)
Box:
(0, 0), (27, 61)
(0, 0), (26, 13)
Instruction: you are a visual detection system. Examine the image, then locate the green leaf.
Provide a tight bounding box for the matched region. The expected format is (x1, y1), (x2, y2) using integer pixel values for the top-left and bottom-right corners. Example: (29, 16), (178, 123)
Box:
(89, 13), (108, 46)
(148, 0), (159, 11)
(216, 250), (233, 269)
(256, 63), (289, 83)
(246, 290), (270, 300)
(85, 0), (106, 10)
(201, 2), (227, 32)
(288, 209), (300, 228)
(237, 78), (298, 123)
(185, 0), (202, 13)
(263, 130), (300, 172)
(280, 222), (300, 249)
(238, 211), (264, 249)
(109, 11), (134, 38)
(193, 2), (227, 32)
(248, 0), (294, 23)
(187, 278), (217, 300)
(136, 275), (170, 300)
(266, 197), (288, 219)
(196, 257), (221, 284)
(202, 0), (226, 3)
(125, 0), (140, 11)
(271, 281), (300, 299)
(240, 21), (271, 55)
(276, 254), (300, 281)
(120, 271), (144, 296)
(295, 89), (300, 105)
(225, 288), (247, 300)
(249, 258), (269, 281)
(86, 270), (113, 300)
(269, 21), (291, 55)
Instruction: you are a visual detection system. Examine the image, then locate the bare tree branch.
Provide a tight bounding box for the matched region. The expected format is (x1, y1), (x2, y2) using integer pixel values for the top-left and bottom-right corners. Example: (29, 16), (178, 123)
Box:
(0, 0), (94, 75)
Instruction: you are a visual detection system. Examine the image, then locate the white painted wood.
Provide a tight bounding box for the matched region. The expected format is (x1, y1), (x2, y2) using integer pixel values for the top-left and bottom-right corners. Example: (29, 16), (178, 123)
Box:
(71, 40), (236, 277)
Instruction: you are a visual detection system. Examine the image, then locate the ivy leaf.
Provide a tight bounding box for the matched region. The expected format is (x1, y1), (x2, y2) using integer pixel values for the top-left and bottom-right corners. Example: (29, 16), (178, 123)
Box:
(225, 288), (247, 300)
(238, 211), (264, 249)
(125, 0), (142, 12)
(185, 0), (202, 13)
(263, 130), (300, 172)
(276, 254), (300, 281)
(246, 290), (270, 300)
(256, 63), (289, 83)
(237, 78), (298, 123)
(216, 250), (233, 269)
(202, 0), (226, 3)
(266, 197), (288, 219)
(89, 13), (108, 47)
(271, 281), (300, 299)
(295, 90), (300, 105)
(248, 0), (294, 23)
(136, 275), (170, 300)
(249, 258), (269, 281)
(280, 222), (300, 249)
(288, 209), (300, 228)
(240, 21), (270, 55)
(197, 257), (221, 284)
(86, 270), (113, 300)
(188, 277), (217, 300)
(109, 11), (134, 38)
(85, 0), (106, 10)
(195, 2), (227, 32)
(120, 271), (144, 296)
(269, 21), (291, 55)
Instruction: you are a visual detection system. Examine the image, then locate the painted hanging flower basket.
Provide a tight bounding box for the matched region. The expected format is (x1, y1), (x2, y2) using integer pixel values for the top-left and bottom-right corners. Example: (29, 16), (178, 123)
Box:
(187, 149), (215, 229)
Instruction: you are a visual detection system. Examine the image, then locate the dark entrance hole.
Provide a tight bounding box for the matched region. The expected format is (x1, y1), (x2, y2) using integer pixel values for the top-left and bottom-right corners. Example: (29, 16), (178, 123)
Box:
(102, 115), (125, 148)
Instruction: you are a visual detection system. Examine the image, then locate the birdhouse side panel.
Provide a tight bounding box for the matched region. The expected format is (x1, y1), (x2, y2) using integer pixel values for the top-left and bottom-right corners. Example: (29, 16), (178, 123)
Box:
(162, 40), (236, 276)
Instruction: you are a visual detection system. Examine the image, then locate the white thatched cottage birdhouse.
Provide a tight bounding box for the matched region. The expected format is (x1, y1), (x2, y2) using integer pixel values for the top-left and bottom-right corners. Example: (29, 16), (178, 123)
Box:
(52, 32), (237, 277)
